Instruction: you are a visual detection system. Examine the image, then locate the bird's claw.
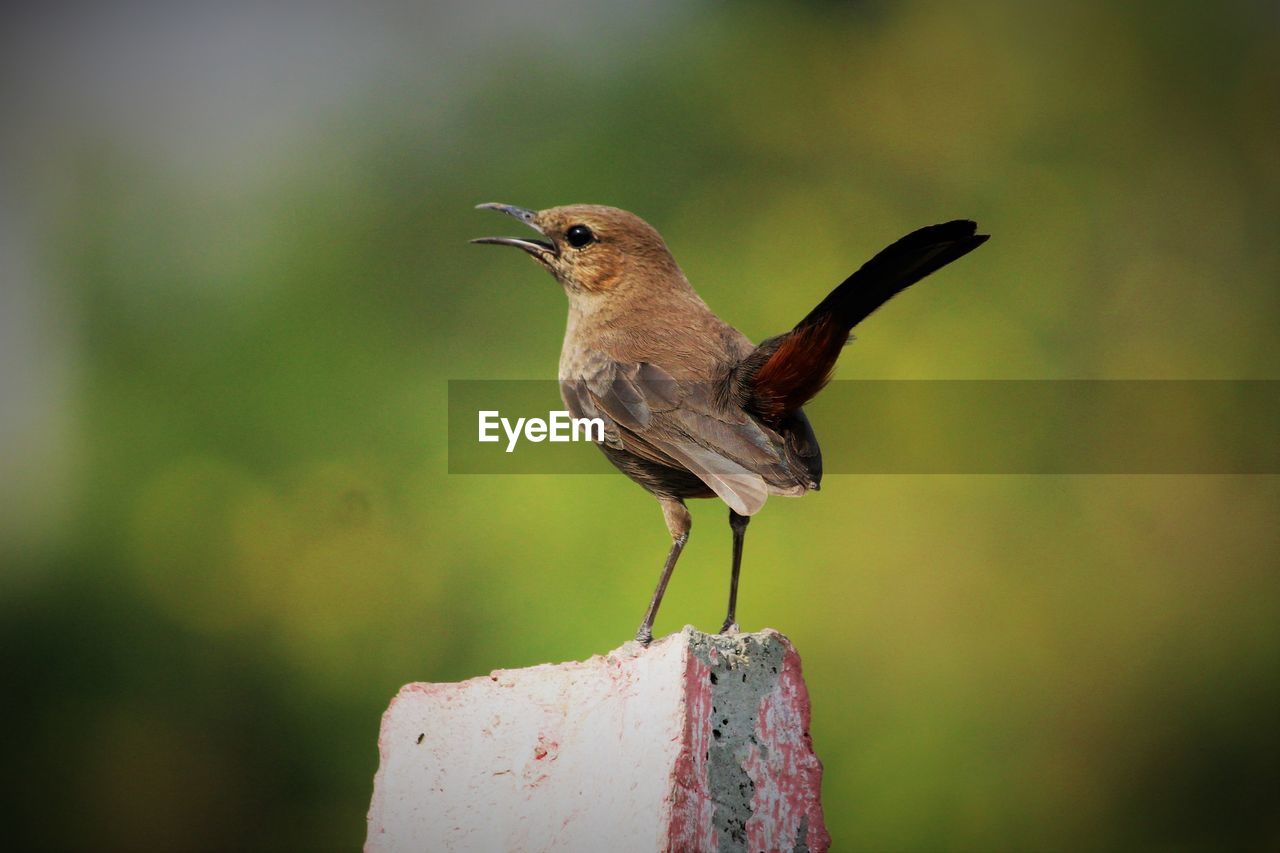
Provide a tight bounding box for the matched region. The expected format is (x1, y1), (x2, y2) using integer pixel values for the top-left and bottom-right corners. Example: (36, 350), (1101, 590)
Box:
(718, 620), (739, 635)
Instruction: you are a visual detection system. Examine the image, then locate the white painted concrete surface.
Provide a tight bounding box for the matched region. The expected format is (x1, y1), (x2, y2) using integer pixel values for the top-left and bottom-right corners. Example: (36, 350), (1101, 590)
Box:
(366, 627), (828, 852)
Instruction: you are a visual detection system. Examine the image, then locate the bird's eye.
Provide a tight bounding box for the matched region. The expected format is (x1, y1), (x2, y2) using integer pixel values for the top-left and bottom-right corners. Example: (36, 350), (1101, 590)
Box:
(565, 224), (595, 248)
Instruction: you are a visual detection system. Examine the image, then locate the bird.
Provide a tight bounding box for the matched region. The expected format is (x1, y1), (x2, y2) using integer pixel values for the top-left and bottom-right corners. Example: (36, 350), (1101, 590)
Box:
(473, 203), (987, 645)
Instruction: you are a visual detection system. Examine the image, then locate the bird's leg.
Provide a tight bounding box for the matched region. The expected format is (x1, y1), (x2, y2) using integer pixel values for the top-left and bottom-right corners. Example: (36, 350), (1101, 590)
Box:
(636, 499), (691, 647)
(720, 509), (750, 634)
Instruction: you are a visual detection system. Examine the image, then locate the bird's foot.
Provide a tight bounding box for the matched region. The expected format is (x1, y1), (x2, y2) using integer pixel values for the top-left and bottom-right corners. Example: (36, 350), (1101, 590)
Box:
(634, 626), (654, 647)
(718, 619), (739, 635)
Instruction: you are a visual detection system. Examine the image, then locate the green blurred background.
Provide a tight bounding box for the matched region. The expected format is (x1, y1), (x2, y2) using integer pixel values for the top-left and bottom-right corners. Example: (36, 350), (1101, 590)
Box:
(3, 1), (1277, 849)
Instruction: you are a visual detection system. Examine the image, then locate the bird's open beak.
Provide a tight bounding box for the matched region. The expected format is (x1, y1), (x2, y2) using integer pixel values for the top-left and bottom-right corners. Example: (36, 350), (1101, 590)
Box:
(470, 203), (558, 258)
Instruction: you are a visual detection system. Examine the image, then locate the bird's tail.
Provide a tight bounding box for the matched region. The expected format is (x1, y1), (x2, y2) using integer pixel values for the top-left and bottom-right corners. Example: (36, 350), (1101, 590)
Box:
(741, 220), (988, 422)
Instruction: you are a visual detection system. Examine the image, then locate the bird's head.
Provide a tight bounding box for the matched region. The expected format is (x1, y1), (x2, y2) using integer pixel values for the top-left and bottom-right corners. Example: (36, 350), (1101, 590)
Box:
(472, 203), (682, 295)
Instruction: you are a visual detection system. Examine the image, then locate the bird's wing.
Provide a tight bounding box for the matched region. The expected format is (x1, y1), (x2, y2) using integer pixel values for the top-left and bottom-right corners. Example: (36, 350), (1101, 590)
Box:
(561, 360), (800, 516)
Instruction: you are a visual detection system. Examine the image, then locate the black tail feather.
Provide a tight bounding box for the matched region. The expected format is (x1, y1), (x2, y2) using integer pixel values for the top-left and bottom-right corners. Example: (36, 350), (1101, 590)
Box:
(742, 220), (988, 421)
(799, 219), (988, 333)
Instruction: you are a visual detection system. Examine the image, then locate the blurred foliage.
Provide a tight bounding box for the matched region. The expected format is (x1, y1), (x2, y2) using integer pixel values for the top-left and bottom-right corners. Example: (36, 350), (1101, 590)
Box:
(4, 0), (1279, 849)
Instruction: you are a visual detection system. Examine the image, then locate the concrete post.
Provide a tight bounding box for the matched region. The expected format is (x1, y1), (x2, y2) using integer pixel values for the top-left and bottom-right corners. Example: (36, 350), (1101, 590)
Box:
(366, 627), (829, 852)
